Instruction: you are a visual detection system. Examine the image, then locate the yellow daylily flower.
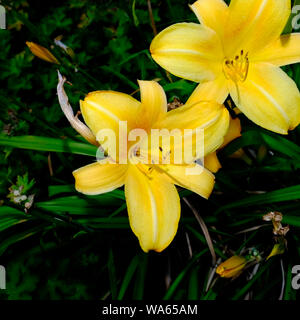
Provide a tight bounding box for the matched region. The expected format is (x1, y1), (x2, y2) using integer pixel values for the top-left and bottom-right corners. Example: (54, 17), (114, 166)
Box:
(72, 80), (230, 252)
(26, 41), (59, 64)
(216, 255), (247, 278)
(150, 0), (300, 134)
(204, 116), (241, 173)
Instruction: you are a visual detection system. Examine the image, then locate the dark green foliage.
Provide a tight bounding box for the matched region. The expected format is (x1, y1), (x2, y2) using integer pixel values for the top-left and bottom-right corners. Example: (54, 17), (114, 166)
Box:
(0, 0), (299, 300)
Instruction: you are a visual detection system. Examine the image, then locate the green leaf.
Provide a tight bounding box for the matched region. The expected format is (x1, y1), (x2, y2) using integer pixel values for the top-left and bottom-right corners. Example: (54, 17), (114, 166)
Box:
(186, 225), (227, 259)
(48, 185), (75, 197)
(119, 50), (148, 66)
(36, 194), (124, 214)
(260, 132), (300, 160)
(283, 0), (300, 34)
(101, 66), (138, 90)
(0, 223), (50, 256)
(75, 217), (129, 229)
(117, 254), (139, 300)
(108, 249), (118, 300)
(222, 130), (262, 156)
(163, 80), (196, 94)
(0, 206), (28, 218)
(222, 130), (300, 160)
(133, 253), (148, 300)
(0, 135), (98, 157)
(0, 218), (27, 232)
(0, 205), (29, 232)
(163, 249), (208, 300)
(236, 230), (260, 255)
(282, 215), (300, 228)
(232, 261), (271, 300)
(188, 267), (199, 300)
(216, 184), (300, 214)
(132, 0), (139, 26)
(284, 264), (297, 300)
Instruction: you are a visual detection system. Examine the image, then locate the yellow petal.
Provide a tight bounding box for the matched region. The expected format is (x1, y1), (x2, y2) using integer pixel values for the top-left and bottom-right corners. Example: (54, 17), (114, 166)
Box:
(229, 63), (300, 134)
(26, 41), (59, 64)
(80, 91), (140, 137)
(252, 33), (300, 67)
(186, 74), (229, 106)
(225, 0), (291, 55)
(157, 101), (230, 160)
(204, 152), (222, 173)
(160, 163), (215, 199)
(125, 165), (180, 252)
(73, 160), (127, 195)
(137, 80), (167, 128)
(190, 0), (229, 37)
(220, 117), (241, 148)
(150, 23), (224, 82)
(80, 91), (140, 161)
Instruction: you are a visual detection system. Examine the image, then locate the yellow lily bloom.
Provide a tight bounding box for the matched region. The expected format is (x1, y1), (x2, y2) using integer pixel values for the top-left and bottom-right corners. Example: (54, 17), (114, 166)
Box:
(26, 41), (59, 64)
(72, 80), (229, 252)
(216, 255), (248, 278)
(150, 0), (300, 134)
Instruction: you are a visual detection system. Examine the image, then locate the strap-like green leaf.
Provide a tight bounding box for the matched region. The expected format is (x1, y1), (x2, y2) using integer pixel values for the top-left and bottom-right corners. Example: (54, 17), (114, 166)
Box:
(0, 135), (99, 157)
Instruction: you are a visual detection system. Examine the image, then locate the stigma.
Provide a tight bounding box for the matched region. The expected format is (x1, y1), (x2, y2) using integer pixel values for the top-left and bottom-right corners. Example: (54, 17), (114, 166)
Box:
(223, 50), (249, 83)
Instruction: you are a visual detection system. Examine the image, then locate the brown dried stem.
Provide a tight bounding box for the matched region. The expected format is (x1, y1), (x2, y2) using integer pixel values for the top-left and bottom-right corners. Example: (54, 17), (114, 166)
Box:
(183, 197), (217, 266)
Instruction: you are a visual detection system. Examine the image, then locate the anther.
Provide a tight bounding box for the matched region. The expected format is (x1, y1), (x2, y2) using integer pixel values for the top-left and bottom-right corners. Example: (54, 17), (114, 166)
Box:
(222, 50), (249, 83)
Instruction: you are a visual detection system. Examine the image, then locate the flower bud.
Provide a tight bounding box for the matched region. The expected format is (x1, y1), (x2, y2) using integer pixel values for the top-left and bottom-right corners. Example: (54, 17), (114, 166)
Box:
(26, 42), (59, 64)
(216, 255), (247, 278)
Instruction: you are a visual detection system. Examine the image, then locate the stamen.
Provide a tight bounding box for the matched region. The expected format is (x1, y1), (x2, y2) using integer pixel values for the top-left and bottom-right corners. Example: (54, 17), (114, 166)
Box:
(223, 51), (249, 83)
(148, 166), (154, 173)
(135, 148), (141, 157)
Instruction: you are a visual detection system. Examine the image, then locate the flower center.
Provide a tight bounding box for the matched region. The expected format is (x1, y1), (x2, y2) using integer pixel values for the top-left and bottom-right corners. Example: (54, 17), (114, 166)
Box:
(223, 50), (249, 82)
(136, 163), (155, 178)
